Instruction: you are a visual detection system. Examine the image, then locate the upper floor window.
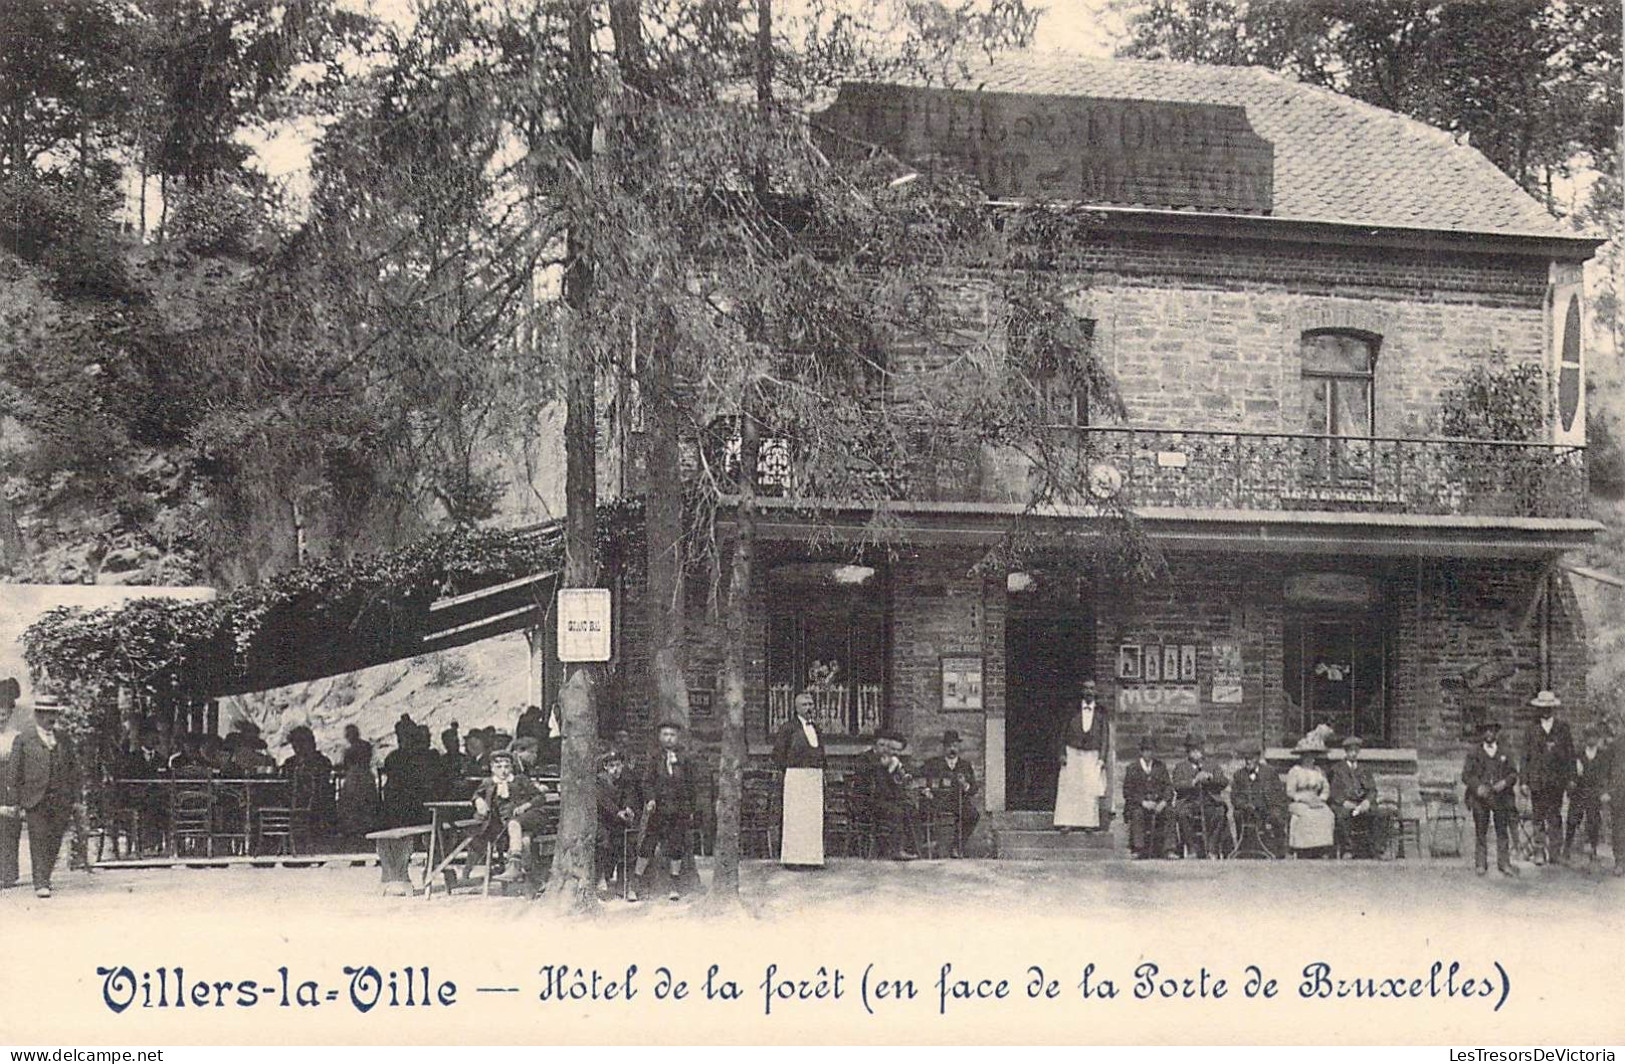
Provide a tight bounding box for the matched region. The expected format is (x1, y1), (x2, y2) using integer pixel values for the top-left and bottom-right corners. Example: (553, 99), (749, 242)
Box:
(1039, 318), (1096, 427)
(1301, 331), (1377, 439)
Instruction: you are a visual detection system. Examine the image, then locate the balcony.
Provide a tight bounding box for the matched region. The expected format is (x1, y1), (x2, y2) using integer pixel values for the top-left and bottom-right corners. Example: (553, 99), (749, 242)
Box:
(709, 426), (1590, 523)
(956, 428), (1591, 521)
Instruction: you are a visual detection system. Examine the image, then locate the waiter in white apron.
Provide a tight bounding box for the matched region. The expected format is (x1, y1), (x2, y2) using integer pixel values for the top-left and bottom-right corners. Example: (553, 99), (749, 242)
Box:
(772, 691), (827, 867)
(1054, 678), (1108, 833)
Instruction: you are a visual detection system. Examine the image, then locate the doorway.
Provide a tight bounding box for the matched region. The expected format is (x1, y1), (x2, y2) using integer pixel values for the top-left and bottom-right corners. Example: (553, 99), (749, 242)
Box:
(1005, 611), (1094, 811)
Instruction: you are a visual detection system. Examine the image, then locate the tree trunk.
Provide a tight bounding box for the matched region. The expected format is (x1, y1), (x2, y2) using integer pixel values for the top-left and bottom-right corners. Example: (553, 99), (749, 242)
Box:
(644, 309), (690, 731)
(710, 396), (758, 905)
(542, 0), (600, 915)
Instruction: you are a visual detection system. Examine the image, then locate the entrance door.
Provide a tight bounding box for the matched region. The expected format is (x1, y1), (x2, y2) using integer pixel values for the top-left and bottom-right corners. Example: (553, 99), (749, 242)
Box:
(1005, 613), (1094, 811)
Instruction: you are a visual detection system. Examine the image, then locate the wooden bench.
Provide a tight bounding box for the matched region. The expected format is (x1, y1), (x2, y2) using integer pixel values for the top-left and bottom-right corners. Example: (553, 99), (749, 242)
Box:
(365, 825), (435, 895)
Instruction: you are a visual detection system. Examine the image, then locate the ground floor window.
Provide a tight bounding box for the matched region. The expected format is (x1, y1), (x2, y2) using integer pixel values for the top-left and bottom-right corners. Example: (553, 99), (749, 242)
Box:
(1283, 613), (1389, 742)
(765, 573), (886, 736)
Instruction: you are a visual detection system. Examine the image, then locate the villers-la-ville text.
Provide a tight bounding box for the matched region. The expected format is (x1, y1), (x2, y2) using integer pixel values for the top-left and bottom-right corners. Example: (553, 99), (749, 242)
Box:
(94, 960), (1512, 1016)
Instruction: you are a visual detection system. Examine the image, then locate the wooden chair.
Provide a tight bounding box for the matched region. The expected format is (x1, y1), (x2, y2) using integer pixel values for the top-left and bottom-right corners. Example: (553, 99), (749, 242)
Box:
(255, 771), (321, 856)
(171, 785), (214, 857)
(822, 784), (853, 857)
(845, 775), (879, 858)
(1419, 784), (1465, 858)
(1383, 786), (1421, 860)
(210, 781), (251, 856)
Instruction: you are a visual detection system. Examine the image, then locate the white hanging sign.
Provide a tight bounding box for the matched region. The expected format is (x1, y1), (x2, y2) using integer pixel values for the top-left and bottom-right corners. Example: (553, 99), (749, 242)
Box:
(557, 588), (612, 662)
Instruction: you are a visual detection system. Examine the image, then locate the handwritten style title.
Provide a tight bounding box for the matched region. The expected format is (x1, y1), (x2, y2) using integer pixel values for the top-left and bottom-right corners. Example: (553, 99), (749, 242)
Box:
(94, 959), (1511, 1017)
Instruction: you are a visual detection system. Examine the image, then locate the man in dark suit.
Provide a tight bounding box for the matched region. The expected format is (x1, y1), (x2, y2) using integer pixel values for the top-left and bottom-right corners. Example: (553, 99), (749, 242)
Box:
(630, 721), (698, 902)
(1329, 736), (1390, 859)
(1463, 719), (1519, 877)
(1170, 736), (1230, 858)
(1121, 736), (1173, 859)
(3, 695), (83, 897)
(869, 731), (920, 860)
(0, 687), (19, 888)
(1520, 690), (1573, 865)
(922, 730), (978, 857)
(1564, 726), (1608, 865)
(1229, 744), (1287, 857)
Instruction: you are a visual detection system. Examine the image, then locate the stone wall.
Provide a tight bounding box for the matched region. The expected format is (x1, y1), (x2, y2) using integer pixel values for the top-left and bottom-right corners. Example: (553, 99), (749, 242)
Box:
(888, 230), (1553, 444)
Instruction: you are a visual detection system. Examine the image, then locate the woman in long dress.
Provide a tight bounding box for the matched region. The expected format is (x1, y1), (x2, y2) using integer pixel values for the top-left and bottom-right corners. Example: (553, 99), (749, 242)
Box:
(1054, 679), (1108, 831)
(336, 724), (381, 845)
(772, 692), (826, 867)
(1286, 740), (1336, 857)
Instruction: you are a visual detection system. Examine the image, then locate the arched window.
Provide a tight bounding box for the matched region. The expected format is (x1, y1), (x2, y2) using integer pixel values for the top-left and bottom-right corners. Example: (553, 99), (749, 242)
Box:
(1301, 331), (1378, 439)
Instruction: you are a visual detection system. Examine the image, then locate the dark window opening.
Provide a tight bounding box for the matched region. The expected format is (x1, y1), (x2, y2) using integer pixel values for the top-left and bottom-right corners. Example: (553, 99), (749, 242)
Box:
(765, 574), (887, 737)
(1283, 612), (1390, 744)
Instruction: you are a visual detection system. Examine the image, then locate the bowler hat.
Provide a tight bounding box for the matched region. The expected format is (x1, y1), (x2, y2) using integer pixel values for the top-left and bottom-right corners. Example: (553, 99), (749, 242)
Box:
(1137, 735), (1156, 753)
(1529, 690), (1562, 710)
(942, 730), (961, 745)
(1478, 719), (1503, 734)
(1184, 734), (1204, 751)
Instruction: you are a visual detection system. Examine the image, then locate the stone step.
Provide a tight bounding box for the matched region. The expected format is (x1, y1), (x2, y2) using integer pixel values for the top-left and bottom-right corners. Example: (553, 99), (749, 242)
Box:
(987, 810), (1069, 831)
(996, 846), (1118, 862)
(993, 828), (1118, 860)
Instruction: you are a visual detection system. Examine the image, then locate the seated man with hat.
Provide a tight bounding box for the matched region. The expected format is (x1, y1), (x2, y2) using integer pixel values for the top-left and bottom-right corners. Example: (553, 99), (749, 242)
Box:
(867, 730), (920, 861)
(1329, 735), (1389, 859)
(1121, 737), (1174, 859)
(922, 729), (978, 857)
(1229, 743), (1287, 858)
(472, 748), (547, 884)
(1171, 735), (1231, 858)
(1462, 719), (1519, 876)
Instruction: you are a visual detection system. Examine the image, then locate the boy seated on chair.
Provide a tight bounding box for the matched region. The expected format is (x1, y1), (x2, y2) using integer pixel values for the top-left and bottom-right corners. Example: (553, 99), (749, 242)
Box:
(473, 749), (545, 883)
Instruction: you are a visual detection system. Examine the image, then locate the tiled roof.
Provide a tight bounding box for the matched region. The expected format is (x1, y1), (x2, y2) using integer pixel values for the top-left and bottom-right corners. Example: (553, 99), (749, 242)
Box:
(893, 53), (1582, 241)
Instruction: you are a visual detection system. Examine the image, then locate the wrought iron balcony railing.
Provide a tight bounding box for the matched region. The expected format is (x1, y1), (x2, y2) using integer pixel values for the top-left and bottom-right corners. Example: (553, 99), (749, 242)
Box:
(700, 425), (1590, 521)
(1053, 428), (1589, 520)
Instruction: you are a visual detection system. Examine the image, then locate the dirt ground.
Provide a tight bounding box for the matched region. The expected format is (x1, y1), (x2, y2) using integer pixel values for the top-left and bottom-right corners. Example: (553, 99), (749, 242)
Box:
(1, 851), (1622, 1045)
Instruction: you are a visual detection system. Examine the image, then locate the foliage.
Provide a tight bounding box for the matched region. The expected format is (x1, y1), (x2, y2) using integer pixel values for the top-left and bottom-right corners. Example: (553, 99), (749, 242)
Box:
(1113, 0), (1621, 204)
(1586, 406), (1625, 500)
(1436, 356), (1547, 441)
(20, 502), (642, 708)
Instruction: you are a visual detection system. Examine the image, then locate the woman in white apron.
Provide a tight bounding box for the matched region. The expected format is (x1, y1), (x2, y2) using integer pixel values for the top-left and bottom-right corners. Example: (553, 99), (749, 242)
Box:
(772, 692), (827, 866)
(1054, 679), (1108, 832)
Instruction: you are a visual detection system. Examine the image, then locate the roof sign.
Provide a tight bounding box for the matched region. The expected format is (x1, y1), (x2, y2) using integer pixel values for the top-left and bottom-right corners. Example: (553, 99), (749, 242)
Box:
(817, 82), (1274, 214)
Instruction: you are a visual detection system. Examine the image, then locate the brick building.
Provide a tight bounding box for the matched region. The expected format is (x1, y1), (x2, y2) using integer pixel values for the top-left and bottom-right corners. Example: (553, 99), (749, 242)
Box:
(590, 56), (1603, 848)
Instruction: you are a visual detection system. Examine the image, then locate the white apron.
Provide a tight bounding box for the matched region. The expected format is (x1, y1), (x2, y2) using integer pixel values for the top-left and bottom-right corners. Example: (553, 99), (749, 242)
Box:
(1054, 749), (1105, 828)
(780, 768), (825, 866)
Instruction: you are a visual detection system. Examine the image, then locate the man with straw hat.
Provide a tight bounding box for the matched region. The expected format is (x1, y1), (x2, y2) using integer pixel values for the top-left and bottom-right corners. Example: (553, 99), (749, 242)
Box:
(1, 693), (83, 897)
(1463, 719), (1519, 877)
(1520, 690), (1573, 865)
